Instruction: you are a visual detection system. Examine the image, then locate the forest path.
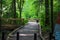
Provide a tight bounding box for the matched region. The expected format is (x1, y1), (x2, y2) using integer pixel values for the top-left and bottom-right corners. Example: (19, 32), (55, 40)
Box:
(7, 21), (41, 40)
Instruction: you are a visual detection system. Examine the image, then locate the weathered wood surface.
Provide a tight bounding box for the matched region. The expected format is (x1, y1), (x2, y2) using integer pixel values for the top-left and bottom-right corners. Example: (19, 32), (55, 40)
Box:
(7, 22), (42, 40)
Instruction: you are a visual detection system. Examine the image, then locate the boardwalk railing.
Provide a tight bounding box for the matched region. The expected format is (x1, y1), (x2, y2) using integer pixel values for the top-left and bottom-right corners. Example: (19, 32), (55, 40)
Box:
(0, 18), (24, 30)
(1, 32), (37, 40)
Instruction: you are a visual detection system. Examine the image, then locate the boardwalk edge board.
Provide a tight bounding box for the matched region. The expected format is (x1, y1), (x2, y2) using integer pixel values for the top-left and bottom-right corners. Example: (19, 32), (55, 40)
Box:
(6, 22), (30, 40)
(6, 26), (24, 40)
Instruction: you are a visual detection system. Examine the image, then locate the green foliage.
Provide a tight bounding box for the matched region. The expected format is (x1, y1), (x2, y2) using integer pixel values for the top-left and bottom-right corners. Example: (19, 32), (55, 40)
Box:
(0, 0), (59, 32)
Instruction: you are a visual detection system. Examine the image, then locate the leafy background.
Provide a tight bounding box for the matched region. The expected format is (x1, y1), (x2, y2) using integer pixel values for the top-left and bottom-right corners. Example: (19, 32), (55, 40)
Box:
(0, 0), (60, 37)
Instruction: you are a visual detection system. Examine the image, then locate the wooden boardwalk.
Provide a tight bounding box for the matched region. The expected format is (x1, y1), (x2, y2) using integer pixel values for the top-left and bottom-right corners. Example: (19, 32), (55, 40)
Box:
(7, 22), (42, 40)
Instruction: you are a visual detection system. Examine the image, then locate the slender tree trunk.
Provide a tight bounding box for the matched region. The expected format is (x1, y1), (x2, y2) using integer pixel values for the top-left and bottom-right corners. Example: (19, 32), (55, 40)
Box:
(50, 0), (53, 36)
(45, 0), (49, 26)
(20, 0), (21, 18)
(13, 0), (16, 18)
(17, 0), (24, 25)
(0, 0), (2, 30)
(13, 0), (16, 24)
(17, 0), (21, 18)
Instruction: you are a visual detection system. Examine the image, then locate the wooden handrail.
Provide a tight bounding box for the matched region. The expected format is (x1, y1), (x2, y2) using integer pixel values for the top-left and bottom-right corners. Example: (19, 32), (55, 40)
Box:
(1, 18), (24, 27)
(1, 18), (24, 20)
(1, 24), (20, 26)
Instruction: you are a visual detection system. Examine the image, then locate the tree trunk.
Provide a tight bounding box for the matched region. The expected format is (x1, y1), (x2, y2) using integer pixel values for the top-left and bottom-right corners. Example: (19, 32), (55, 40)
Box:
(50, 0), (53, 34)
(45, 0), (49, 26)
(20, 0), (21, 18)
(13, 0), (16, 18)
(13, 0), (16, 24)
(0, 0), (2, 30)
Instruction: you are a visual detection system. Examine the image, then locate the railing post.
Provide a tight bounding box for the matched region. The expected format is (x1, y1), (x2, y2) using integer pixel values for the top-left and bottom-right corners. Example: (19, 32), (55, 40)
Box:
(16, 32), (19, 40)
(2, 32), (5, 40)
(49, 32), (55, 40)
(34, 33), (37, 40)
(49, 33), (52, 40)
